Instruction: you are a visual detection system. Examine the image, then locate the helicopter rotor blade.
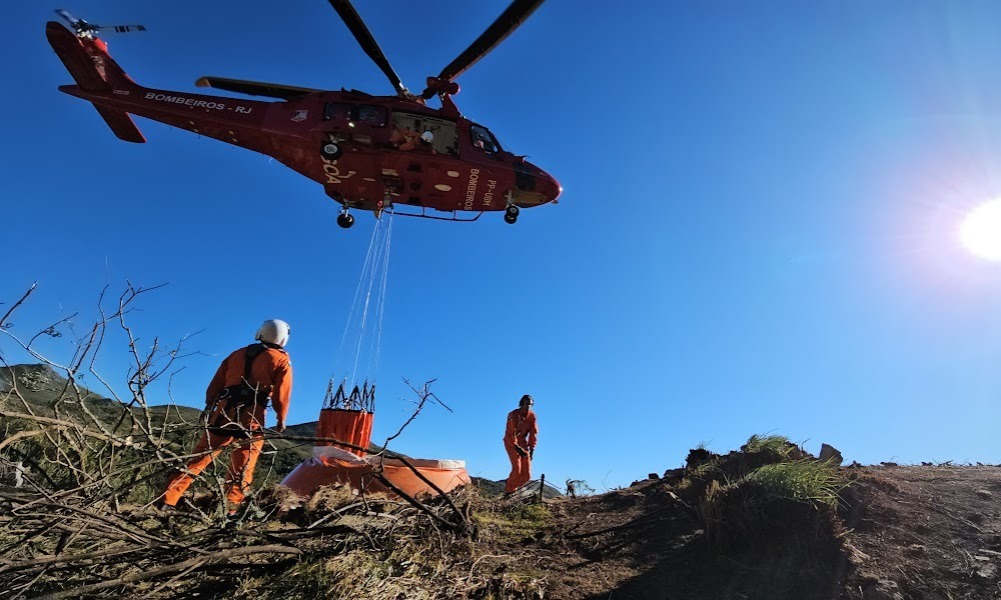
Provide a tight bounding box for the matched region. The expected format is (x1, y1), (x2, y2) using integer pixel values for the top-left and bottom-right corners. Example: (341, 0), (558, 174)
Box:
(196, 76), (321, 100)
(421, 0), (545, 99)
(54, 8), (95, 33)
(98, 24), (147, 33)
(326, 0), (409, 97)
(55, 10), (146, 36)
(54, 9), (79, 26)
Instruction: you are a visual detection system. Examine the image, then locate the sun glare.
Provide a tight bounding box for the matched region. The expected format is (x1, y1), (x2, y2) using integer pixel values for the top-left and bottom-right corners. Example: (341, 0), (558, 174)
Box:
(959, 200), (1001, 262)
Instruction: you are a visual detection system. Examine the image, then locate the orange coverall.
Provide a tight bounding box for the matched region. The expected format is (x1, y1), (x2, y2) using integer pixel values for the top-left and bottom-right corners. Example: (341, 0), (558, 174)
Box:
(503, 407), (538, 493)
(161, 344), (293, 507)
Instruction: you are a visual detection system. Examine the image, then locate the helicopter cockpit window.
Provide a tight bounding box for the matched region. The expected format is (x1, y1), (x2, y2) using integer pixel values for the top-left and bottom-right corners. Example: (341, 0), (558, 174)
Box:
(390, 112), (458, 155)
(470, 124), (501, 153)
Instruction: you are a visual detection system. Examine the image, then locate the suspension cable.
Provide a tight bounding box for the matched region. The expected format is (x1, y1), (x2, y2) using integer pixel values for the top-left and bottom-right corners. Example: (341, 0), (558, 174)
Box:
(367, 214), (393, 379)
(331, 215), (395, 395)
(334, 221), (381, 374)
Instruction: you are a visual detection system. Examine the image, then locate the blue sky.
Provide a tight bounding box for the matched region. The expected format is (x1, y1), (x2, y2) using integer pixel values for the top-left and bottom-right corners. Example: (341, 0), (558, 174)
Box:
(6, 0), (1001, 491)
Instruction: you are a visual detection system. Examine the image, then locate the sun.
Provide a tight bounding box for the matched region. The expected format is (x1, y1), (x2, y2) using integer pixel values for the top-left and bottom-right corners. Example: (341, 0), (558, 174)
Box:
(959, 200), (1001, 261)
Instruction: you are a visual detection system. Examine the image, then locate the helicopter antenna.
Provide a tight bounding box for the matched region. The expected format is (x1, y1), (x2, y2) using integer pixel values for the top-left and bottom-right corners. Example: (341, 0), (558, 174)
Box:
(54, 9), (146, 39)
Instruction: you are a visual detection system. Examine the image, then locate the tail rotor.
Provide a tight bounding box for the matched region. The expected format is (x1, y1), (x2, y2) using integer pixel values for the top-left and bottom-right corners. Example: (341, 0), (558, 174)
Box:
(54, 9), (146, 38)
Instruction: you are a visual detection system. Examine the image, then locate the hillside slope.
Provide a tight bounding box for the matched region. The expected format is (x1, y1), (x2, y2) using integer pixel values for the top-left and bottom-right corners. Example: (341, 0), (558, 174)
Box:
(3, 363), (997, 599)
(0, 363), (315, 484)
(5, 437), (995, 599)
(527, 464), (1000, 599)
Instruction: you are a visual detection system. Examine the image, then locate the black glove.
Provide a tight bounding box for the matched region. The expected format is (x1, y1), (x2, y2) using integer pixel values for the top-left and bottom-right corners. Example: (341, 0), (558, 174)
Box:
(515, 446), (527, 458)
(529, 448), (534, 459)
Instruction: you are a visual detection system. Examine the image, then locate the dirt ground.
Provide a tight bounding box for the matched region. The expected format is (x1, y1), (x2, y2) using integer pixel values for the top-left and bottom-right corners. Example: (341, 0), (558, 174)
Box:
(499, 464), (1001, 600)
(840, 465), (1001, 600)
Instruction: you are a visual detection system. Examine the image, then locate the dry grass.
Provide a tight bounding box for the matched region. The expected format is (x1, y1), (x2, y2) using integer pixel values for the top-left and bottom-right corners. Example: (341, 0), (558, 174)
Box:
(745, 460), (845, 508)
(474, 501), (552, 543)
(304, 483), (359, 512)
(743, 433), (795, 457)
(690, 436), (848, 562)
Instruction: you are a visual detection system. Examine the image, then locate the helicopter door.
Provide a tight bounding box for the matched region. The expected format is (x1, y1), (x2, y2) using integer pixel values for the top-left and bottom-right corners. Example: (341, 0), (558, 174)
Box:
(390, 112), (458, 156)
(322, 102), (386, 147)
(317, 103), (390, 210)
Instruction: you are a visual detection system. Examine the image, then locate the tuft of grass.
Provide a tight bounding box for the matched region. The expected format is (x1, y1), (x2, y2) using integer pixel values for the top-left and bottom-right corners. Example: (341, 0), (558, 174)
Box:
(510, 503), (551, 524)
(699, 459), (848, 556)
(744, 460), (844, 508)
(468, 571), (548, 600)
(305, 483), (358, 512)
(690, 458), (723, 479)
(474, 503), (552, 542)
(744, 434), (793, 457)
(257, 484), (307, 513)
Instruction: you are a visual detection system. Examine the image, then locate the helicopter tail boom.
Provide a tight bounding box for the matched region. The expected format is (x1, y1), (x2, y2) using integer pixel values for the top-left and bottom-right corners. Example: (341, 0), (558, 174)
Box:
(46, 21), (145, 143)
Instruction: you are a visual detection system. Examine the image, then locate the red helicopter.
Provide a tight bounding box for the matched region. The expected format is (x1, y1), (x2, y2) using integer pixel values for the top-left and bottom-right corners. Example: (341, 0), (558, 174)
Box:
(46, 2), (562, 228)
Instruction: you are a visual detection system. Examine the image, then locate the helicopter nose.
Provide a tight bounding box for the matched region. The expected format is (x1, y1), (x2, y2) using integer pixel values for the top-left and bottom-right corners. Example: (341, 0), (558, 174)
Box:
(538, 169), (562, 204)
(513, 161), (562, 206)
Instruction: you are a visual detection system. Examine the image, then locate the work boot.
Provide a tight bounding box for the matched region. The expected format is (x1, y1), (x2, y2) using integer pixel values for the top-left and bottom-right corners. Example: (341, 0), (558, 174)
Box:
(223, 509), (241, 529)
(148, 501), (176, 517)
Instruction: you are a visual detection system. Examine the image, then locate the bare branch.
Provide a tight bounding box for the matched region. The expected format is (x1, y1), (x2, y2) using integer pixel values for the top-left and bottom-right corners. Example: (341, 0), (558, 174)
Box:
(0, 282), (37, 330)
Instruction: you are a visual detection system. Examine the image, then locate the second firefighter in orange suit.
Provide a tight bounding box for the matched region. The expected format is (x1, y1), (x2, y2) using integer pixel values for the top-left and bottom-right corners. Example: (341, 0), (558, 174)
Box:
(160, 319), (293, 510)
(504, 394), (538, 494)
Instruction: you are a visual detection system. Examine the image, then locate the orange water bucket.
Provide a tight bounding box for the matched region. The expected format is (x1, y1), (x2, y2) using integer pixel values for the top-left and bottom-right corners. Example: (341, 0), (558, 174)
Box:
(281, 451), (471, 498)
(315, 408), (373, 456)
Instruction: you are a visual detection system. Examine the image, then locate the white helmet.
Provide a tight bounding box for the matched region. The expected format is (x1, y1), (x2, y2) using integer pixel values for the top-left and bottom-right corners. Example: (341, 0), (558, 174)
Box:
(255, 319), (291, 347)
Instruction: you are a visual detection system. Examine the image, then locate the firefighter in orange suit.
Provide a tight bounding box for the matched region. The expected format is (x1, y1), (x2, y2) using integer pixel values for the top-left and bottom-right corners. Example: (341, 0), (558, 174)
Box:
(503, 394), (538, 494)
(160, 319), (293, 512)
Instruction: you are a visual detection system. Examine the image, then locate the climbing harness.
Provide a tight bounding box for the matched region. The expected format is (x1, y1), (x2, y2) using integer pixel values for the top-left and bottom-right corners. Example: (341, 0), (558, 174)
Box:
(207, 342), (271, 438)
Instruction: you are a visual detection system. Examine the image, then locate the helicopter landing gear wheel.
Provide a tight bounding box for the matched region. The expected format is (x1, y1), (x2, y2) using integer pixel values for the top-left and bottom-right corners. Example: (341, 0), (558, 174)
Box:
(321, 142), (342, 159)
(337, 211), (355, 229)
(504, 204), (519, 224)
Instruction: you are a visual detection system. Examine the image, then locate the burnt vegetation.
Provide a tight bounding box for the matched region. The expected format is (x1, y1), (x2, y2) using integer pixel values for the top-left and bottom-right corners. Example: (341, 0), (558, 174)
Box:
(3, 284), (1001, 599)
